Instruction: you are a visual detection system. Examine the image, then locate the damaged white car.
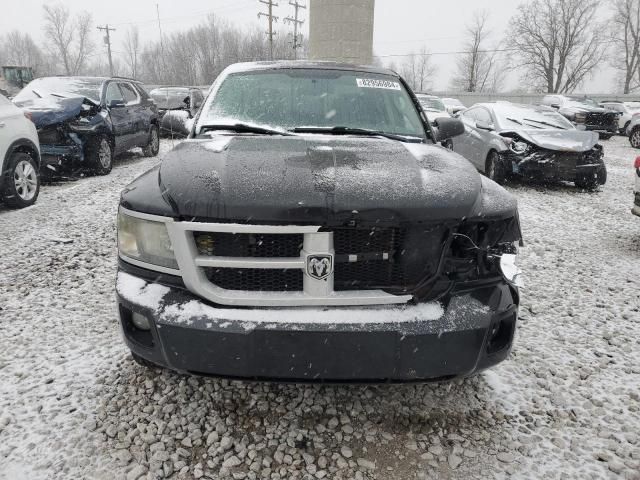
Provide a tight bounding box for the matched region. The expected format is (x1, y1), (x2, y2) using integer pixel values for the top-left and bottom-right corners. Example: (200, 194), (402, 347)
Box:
(448, 102), (607, 190)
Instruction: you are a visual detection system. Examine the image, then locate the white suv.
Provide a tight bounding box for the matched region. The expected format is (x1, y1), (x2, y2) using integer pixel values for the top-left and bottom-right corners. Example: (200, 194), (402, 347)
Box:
(0, 93), (40, 208)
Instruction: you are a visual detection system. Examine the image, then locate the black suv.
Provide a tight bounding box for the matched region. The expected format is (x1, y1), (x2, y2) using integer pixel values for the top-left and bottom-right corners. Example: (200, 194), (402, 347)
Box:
(116, 62), (522, 382)
(13, 76), (159, 176)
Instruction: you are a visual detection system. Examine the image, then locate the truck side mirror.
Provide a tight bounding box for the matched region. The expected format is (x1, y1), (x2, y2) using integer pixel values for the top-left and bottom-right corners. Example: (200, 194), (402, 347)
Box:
(435, 118), (465, 142)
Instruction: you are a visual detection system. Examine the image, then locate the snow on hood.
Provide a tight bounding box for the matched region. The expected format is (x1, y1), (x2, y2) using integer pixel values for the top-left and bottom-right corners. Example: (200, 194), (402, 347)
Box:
(14, 96), (91, 128)
(154, 135), (485, 224)
(512, 129), (600, 152)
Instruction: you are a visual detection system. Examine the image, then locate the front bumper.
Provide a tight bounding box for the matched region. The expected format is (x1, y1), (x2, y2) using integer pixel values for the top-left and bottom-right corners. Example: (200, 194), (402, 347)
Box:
(504, 149), (606, 184)
(39, 143), (84, 174)
(115, 268), (519, 383)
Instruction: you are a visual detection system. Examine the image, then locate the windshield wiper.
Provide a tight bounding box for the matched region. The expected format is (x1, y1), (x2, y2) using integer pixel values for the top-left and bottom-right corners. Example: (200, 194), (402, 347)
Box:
(200, 123), (295, 136)
(31, 89), (42, 98)
(506, 117), (524, 126)
(522, 118), (567, 130)
(290, 126), (423, 143)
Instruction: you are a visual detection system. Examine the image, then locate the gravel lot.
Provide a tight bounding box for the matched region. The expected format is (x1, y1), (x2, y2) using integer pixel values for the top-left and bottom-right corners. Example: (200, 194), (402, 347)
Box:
(0, 137), (638, 480)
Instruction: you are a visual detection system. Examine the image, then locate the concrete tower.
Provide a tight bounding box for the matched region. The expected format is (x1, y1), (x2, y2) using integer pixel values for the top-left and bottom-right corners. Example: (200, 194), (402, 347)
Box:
(309, 0), (375, 65)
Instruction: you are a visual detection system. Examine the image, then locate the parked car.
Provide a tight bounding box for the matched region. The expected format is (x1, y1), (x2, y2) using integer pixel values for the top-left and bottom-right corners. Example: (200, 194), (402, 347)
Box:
(149, 86), (204, 138)
(416, 94), (451, 124)
(0, 93), (40, 208)
(12, 76), (159, 176)
(449, 102), (607, 189)
(634, 156), (640, 217)
(116, 61), (523, 383)
(442, 97), (466, 115)
(541, 95), (618, 140)
(600, 100), (640, 134)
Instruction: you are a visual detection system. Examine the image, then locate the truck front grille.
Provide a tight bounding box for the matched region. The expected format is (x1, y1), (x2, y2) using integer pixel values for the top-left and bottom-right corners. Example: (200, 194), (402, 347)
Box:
(205, 268), (303, 292)
(586, 112), (617, 129)
(333, 227), (408, 291)
(195, 232), (303, 258)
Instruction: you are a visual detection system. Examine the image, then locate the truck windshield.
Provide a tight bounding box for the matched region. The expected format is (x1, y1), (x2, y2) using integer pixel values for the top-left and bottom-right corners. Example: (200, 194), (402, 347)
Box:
(200, 69), (426, 140)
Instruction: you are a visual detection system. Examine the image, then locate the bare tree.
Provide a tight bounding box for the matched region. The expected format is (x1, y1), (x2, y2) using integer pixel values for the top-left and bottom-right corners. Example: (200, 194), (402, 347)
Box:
(400, 47), (436, 92)
(122, 27), (140, 79)
(42, 4), (94, 75)
(611, 0), (640, 93)
(2, 31), (43, 73)
(451, 11), (501, 92)
(509, 0), (606, 93)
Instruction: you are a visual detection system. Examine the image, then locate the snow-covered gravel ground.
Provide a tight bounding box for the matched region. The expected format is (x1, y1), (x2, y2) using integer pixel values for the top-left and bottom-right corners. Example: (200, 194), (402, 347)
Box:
(0, 137), (638, 480)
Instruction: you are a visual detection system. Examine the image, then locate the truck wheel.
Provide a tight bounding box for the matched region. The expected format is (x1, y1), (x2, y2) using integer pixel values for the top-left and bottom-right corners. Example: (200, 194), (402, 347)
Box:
(142, 126), (160, 157)
(1, 152), (40, 208)
(485, 151), (506, 184)
(86, 135), (113, 175)
(630, 128), (640, 148)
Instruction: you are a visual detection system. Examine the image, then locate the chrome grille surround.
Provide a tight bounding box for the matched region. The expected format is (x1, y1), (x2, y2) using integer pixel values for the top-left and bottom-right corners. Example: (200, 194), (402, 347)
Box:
(119, 208), (412, 307)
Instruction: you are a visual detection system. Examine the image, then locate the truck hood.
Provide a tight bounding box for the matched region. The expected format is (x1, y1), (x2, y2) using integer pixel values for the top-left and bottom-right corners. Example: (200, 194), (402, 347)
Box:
(506, 129), (600, 152)
(14, 96), (95, 128)
(139, 135), (514, 225)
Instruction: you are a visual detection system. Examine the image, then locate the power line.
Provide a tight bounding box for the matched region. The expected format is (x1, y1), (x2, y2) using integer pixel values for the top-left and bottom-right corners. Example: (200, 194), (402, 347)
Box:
(284, 0), (306, 60)
(373, 47), (519, 59)
(258, 0), (279, 61)
(96, 24), (116, 76)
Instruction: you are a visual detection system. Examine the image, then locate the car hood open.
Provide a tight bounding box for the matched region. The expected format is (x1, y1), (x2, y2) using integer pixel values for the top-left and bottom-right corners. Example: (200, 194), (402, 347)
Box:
(506, 129), (600, 152)
(14, 96), (96, 128)
(125, 135), (515, 225)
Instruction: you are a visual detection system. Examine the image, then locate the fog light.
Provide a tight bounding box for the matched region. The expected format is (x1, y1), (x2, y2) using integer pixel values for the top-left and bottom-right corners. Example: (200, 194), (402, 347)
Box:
(132, 312), (151, 331)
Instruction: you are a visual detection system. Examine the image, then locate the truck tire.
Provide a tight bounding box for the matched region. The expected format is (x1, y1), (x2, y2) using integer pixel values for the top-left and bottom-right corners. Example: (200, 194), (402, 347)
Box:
(142, 125), (160, 157)
(485, 151), (506, 184)
(85, 135), (113, 175)
(1, 152), (40, 208)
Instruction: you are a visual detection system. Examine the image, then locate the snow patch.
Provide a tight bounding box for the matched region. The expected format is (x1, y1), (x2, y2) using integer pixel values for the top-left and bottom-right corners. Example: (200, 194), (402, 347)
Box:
(116, 271), (170, 312)
(200, 136), (233, 153)
(161, 301), (444, 327)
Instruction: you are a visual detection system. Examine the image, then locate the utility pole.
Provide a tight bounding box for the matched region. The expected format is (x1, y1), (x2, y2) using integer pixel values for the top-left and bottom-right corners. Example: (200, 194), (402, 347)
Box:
(156, 4), (166, 83)
(97, 24), (116, 76)
(284, 1), (306, 60)
(258, 0), (279, 60)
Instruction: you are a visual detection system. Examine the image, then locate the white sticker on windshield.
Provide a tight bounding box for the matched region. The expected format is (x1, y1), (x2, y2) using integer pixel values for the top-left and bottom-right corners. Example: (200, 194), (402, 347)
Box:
(356, 78), (401, 90)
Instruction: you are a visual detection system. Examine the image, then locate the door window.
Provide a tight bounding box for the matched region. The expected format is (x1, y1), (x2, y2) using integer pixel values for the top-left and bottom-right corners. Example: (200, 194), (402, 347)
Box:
(105, 82), (124, 103)
(474, 108), (493, 125)
(462, 108), (479, 122)
(119, 83), (140, 105)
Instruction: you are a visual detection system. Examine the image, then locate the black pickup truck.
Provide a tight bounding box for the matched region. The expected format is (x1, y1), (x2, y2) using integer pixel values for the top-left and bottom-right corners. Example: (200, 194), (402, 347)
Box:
(115, 62), (522, 382)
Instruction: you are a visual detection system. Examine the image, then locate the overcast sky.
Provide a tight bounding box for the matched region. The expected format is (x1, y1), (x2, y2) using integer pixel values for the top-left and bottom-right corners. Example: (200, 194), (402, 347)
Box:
(0, 0), (615, 92)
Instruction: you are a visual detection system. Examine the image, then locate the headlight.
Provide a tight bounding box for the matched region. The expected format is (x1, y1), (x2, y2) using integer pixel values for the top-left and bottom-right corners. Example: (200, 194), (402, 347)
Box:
(118, 211), (178, 270)
(499, 253), (524, 288)
(510, 141), (529, 154)
(574, 112), (587, 123)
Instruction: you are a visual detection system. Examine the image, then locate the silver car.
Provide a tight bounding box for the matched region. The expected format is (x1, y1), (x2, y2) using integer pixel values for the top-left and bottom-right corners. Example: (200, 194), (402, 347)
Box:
(448, 102), (607, 189)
